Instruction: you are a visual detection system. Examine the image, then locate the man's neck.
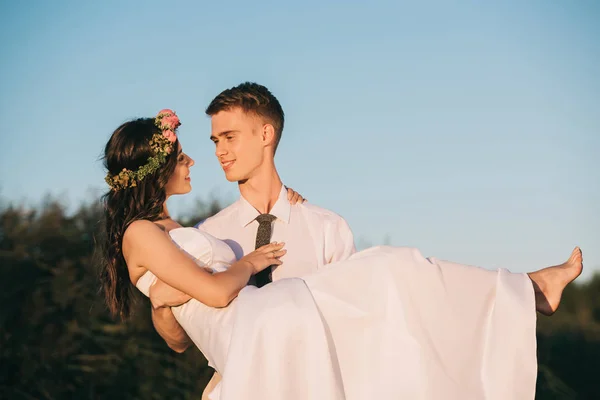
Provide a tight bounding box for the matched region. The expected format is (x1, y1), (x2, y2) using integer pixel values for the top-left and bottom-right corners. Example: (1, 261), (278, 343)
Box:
(238, 166), (282, 214)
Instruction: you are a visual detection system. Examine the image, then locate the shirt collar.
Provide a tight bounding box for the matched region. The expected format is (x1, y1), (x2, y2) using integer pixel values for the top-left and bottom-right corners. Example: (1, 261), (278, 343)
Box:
(237, 185), (291, 227)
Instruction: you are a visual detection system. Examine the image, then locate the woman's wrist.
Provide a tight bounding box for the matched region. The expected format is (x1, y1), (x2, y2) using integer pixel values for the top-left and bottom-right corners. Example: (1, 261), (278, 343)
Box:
(236, 259), (256, 275)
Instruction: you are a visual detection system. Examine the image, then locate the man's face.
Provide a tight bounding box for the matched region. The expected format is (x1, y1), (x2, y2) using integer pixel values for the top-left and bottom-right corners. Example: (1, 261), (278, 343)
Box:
(210, 107), (266, 182)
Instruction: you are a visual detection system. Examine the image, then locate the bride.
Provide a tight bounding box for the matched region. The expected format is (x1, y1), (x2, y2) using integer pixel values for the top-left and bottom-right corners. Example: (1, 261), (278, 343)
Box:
(100, 110), (582, 400)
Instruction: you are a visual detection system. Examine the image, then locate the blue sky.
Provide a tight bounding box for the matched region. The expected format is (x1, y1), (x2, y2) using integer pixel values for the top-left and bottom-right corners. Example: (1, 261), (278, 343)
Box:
(1, 0), (598, 279)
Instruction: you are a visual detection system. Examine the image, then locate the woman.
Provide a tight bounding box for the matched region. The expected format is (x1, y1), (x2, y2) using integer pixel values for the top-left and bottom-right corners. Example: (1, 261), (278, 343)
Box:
(100, 110), (582, 400)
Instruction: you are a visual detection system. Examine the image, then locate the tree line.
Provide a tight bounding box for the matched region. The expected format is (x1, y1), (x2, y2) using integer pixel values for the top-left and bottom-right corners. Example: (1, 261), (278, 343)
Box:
(0, 198), (598, 399)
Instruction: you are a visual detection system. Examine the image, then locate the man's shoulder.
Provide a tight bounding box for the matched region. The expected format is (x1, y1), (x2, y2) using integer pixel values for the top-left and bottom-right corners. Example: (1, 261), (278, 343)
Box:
(296, 201), (355, 252)
(296, 201), (348, 224)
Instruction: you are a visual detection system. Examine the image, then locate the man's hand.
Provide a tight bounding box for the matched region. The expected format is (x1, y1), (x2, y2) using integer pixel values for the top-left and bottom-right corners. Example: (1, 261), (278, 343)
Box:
(149, 278), (192, 309)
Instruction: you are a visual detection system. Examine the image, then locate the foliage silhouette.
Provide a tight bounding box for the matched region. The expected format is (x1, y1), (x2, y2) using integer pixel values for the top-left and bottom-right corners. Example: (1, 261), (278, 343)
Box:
(0, 197), (598, 399)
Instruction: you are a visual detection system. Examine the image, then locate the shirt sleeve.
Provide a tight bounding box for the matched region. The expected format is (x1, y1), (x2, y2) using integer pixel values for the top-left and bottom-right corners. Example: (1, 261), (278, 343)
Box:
(327, 216), (356, 264)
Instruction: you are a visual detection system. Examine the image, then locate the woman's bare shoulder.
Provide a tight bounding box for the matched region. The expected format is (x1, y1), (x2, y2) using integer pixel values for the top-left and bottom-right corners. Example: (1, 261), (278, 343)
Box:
(124, 220), (164, 241)
(123, 220), (170, 262)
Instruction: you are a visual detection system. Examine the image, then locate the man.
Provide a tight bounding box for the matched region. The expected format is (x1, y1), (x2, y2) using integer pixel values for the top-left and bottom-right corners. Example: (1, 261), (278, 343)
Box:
(150, 82), (356, 399)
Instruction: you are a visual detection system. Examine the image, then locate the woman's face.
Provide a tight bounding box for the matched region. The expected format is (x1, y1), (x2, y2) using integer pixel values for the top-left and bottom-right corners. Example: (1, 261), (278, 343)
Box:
(165, 142), (195, 196)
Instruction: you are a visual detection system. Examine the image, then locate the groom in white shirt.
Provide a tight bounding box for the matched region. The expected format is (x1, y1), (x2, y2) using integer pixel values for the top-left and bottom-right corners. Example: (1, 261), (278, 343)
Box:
(150, 82), (355, 398)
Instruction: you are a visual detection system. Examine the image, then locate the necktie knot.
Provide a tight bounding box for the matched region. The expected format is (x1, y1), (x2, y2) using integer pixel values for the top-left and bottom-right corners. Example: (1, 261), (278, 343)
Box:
(256, 214), (276, 224)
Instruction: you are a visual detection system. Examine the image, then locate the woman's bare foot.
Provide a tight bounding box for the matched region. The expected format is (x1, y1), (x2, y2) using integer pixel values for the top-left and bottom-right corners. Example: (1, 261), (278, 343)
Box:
(528, 247), (583, 316)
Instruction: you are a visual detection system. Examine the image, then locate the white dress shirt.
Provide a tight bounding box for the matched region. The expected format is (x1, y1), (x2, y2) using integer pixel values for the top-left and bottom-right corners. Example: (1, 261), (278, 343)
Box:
(197, 185), (355, 280)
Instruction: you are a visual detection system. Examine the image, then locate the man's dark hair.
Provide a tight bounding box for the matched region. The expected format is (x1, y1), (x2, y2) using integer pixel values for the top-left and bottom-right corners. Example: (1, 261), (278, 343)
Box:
(206, 82), (285, 151)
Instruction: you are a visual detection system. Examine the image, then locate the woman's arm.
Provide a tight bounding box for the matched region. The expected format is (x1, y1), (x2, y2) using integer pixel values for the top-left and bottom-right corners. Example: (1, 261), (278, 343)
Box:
(123, 220), (284, 308)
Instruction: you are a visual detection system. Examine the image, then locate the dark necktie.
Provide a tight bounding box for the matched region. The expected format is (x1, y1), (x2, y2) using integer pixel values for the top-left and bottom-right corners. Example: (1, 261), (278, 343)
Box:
(254, 213), (276, 288)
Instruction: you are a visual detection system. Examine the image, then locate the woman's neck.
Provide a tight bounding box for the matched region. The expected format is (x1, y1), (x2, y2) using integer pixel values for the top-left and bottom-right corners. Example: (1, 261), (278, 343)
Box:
(156, 202), (181, 232)
(162, 200), (171, 220)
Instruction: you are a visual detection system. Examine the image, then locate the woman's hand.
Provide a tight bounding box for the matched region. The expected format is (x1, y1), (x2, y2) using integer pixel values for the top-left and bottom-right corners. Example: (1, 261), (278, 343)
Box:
(240, 242), (286, 274)
(149, 278), (192, 310)
(285, 186), (306, 205)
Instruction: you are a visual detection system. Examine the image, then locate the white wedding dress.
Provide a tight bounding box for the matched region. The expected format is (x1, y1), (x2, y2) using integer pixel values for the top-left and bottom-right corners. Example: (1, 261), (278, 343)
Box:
(136, 227), (537, 400)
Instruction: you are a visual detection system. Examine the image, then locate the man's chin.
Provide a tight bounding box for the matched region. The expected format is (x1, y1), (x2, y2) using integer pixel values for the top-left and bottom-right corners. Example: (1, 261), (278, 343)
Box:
(224, 174), (240, 182)
(224, 172), (245, 182)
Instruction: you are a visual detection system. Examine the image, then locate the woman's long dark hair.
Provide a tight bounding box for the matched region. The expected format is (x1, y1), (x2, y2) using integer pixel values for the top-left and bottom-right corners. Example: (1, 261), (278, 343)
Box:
(99, 118), (178, 320)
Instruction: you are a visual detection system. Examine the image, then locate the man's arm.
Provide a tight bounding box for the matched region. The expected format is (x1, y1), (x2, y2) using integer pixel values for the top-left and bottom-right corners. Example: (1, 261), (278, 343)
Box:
(149, 278), (193, 352)
(151, 306), (192, 353)
(327, 216), (356, 264)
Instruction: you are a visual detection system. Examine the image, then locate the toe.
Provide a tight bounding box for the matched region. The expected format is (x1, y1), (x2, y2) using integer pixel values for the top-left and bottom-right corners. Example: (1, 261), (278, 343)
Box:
(570, 247), (582, 263)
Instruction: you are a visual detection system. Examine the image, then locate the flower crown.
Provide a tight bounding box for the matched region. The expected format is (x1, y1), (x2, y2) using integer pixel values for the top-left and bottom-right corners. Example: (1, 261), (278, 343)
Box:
(105, 109), (181, 191)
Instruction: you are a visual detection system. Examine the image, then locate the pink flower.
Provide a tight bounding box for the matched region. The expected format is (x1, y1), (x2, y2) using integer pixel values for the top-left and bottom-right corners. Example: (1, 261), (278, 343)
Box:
(158, 109), (175, 117)
(163, 115), (180, 129)
(162, 130), (177, 143)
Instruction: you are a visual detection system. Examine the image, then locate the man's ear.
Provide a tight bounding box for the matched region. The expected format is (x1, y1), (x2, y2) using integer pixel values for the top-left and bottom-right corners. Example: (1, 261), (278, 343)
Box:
(261, 124), (276, 147)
